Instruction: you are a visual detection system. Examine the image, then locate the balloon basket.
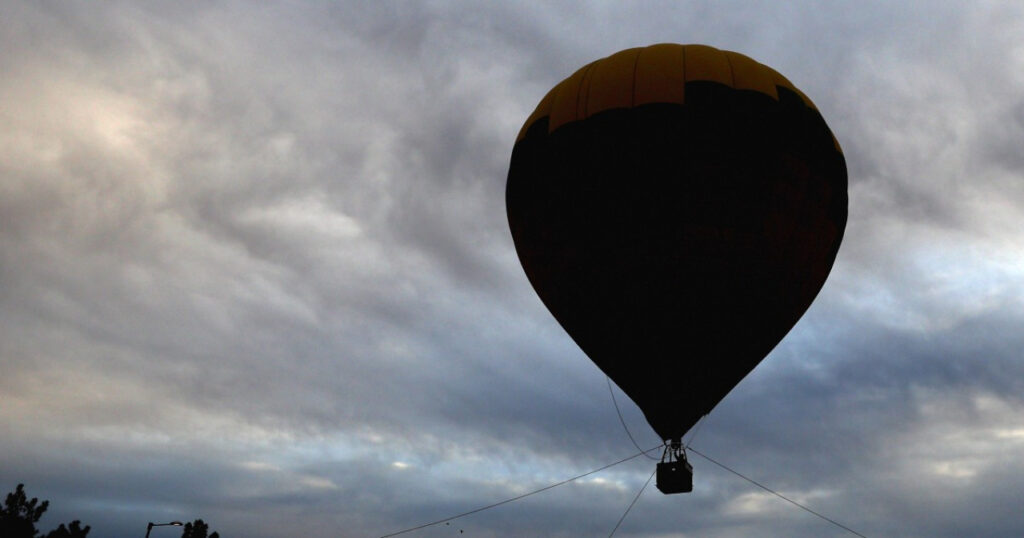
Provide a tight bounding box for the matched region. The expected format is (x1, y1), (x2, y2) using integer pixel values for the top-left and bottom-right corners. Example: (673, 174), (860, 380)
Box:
(656, 442), (693, 494)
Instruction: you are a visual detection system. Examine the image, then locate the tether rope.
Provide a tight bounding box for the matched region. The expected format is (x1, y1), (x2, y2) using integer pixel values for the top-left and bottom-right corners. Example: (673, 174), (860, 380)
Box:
(686, 446), (868, 538)
(606, 377), (660, 460)
(683, 415), (705, 447)
(378, 444), (662, 537)
(608, 467), (656, 537)
(604, 379), (866, 537)
(381, 385), (868, 538)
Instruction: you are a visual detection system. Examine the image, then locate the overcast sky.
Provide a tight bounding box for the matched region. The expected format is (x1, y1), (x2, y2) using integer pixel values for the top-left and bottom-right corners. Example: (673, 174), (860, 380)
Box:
(3, 2), (1024, 537)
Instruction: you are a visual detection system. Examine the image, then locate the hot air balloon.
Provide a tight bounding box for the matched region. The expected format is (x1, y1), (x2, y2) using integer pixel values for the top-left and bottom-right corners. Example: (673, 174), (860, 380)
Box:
(505, 44), (847, 493)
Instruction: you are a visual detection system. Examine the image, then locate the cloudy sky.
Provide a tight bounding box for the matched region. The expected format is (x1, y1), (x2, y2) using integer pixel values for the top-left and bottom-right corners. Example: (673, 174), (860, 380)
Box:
(3, 2), (1024, 537)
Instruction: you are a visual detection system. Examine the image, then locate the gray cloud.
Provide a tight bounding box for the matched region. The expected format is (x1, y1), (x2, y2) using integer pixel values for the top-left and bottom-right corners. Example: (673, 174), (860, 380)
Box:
(3, 1), (1024, 537)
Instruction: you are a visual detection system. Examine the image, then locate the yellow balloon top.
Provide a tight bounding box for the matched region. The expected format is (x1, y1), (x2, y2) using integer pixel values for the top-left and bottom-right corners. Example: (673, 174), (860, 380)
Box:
(517, 43), (838, 153)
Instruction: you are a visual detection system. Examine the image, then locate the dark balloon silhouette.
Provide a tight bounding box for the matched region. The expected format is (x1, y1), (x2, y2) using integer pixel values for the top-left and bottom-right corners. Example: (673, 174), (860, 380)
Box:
(506, 44), (847, 478)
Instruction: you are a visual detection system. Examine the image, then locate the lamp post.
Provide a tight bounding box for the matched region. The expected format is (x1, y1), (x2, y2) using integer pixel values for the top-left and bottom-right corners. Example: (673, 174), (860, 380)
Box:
(145, 521), (183, 538)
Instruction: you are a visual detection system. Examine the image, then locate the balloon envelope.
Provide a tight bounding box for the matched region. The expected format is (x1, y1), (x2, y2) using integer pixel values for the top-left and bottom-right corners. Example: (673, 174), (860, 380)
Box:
(506, 44), (847, 441)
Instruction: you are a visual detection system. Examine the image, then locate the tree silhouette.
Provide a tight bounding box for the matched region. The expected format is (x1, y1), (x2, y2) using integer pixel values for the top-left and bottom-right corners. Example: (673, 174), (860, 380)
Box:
(0, 484), (90, 538)
(45, 521), (90, 538)
(1, 484), (47, 537)
(180, 519), (220, 538)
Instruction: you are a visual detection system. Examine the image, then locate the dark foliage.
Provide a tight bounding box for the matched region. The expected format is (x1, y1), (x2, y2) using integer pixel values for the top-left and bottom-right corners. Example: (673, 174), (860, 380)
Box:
(45, 520), (90, 538)
(0, 484), (90, 538)
(181, 518), (220, 538)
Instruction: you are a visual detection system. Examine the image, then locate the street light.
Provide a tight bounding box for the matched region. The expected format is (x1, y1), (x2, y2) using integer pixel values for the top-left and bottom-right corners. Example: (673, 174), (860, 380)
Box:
(145, 521), (183, 538)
